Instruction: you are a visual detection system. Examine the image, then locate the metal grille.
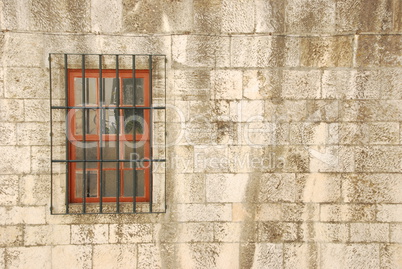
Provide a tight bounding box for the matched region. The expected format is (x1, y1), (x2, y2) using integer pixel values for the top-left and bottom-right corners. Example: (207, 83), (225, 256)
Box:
(50, 53), (167, 214)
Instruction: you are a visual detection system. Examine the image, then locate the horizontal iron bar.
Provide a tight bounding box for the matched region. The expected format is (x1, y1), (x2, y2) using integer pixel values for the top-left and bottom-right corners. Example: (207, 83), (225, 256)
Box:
(51, 106), (166, 110)
(52, 159), (166, 163)
(50, 53), (166, 57)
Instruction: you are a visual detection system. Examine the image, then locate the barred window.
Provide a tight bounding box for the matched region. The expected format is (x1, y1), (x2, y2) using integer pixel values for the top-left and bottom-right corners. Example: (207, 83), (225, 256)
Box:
(50, 54), (166, 214)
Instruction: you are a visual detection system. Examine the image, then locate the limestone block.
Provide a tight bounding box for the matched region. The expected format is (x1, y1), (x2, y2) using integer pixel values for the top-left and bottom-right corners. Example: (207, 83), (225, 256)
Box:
(346, 100), (402, 121)
(109, 224), (153, 244)
(265, 100), (307, 123)
(71, 224), (108, 245)
(0, 248), (4, 268)
(301, 36), (353, 67)
(320, 244), (380, 269)
(279, 146), (310, 173)
(93, 244), (136, 269)
(173, 70), (210, 101)
(20, 175), (49, 206)
(221, 0), (254, 33)
(193, 0), (222, 33)
(30, 0), (90, 32)
(51, 245), (92, 269)
(350, 223), (389, 242)
(17, 122), (50, 146)
(229, 100), (264, 123)
(255, 0), (285, 33)
(123, 0), (193, 33)
(172, 35), (230, 68)
(228, 146), (265, 172)
(7, 246), (51, 269)
(321, 70), (352, 99)
(285, 0), (336, 33)
(283, 243), (317, 269)
(174, 203), (232, 222)
(3, 34), (45, 67)
(0, 146), (30, 174)
(0, 175), (18, 205)
(300, 222), (349, 242)
(282, 203), (319, 222)
(210, 69), (243, 100)
(357, 35), (402, 67)
(390, 224), (402, 243)
(247, 243), (283, 268)
(320, 204), (376, 222)
(0, 226), (23, 246)
(368, 122), (399, 144)
(243, 70), (281, 100)
(24, 99), (49, 122)
(31, 146), (51, 174)
(214, 222), (257, 243)
(337, 123), (370, 145)
(289, 122), (329, 145)
(298, 173), (341, 203)
(0, 0), (31, 30)
(91, 0), (122, 33)
(24, 225), (70, 246)
(377, 204), (402, 222)
(0, 122), (16, 146)
(381, 244), (402, 269)
(258, 173), (298, 203)
(255, 204), (282, 221)
(258, 222), (298, 242)
(194, 146), (229, 173)
(355, 146), (402, 172)
(5, 68), (49, 99)
(206, 174), (249, 203)
(336, 0), (393, 32)
(397, 0), (402, 32)
(157, 222), (214, 243)
(137, 243), (176, 269)
(380, 69), (402, 99)
(309, 145), (354, 173)
(282, 70), (321, 99)
(3, 206), (46, 225)
(0, 99), (24, 122)
(173, 173), (205, 204)
(306, 100), (338, 122)
(176, 243), (239, 269)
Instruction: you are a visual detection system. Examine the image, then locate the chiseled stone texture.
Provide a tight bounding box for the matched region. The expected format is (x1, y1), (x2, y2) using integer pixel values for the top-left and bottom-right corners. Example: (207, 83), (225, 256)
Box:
(7, 246), (51, 269)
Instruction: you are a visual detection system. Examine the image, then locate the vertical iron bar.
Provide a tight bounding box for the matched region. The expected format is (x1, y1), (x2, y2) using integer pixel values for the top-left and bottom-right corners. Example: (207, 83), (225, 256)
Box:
(116, 55), (120, 213)
(64, 54), (69, 214)
(99, 55), (103, 213)
(82, 55), (87, 213)
(132, 55), (137, 213)
(49, 54), (53, 214)
(149, 55), (153, 213)
(164, 56), (167, 212)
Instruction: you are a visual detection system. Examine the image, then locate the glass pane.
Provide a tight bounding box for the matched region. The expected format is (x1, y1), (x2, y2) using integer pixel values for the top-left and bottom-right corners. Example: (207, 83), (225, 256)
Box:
(75, 171), (98, 198)
(123, 109), (144, 134)
(103, 78), (118, 105)
(102, 170), (117, 197)
(102, 141), (118, 168)
(75, 144), (98, 169)
(74, 109), (97, 135)
(124, 142), (144, 168)
(102, 109), (118, 134)
(74, 78), (97, 105)
(74, 109), (83, 135)
(123, 170), (144, 197)
(123, 78), (144, 105)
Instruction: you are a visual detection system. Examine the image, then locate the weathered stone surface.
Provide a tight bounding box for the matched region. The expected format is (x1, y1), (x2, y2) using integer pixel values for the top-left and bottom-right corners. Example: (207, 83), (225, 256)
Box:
(320, 204), (376, 222)
(0, 99), (24, 122)
(0, 122), (16, 145)
(258, 173), (298, 203)
(24, 225), (70, 246)
(281, 70), (321, 99)
(0, 146), (30, 174)
(336, 0), (393, 32)
(281, 203), (319, 222)
(285, 0), (336, 33)
(109, 224), (154, 244)
(283, 243), (318, 269)
(5, 68), (49, 99)
(20, 175), (50, 205)
(17, 122), (50, 146)
(71, 224), (109, 245)
(255, 0), (285, 33)
(357, 35), (402, 67)
(157, 222), (214, 243)
(7, 246), (51, 269)
(320, 244), (380, 268)
(258, 222), (298, 242)
(0, 175), (18, 205)
(206, 173), (249, 203)
(172, 35), (230, 68)
(2, 206), (46, 225)
(243, 70), (281, 100)
(93, 244), (136, 269)
(24, 99), (50, 122)
(377, 204), (402, 222)
(3, 34), (45, 67)
(51, 245), (92, 269)
(354, 146), (402, 172)
(0, 226), (23, 246)
(91, 0), (122, 33)
(299, 173), (341, 203)
(31, 146), (51, 174)
(173, 173), (205, 203)
(381, 244), (402, 269)
(340, 100), (402, 121)
(350, 223), (389, 242)
(173, 70), (210, 101)
(174, 203), (232, 222)
(300, 222), (349, 242)
(300, 36), (353, 67)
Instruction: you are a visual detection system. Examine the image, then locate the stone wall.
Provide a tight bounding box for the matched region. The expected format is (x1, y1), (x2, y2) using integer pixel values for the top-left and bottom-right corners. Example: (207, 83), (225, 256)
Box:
(0, 0), (401, 268)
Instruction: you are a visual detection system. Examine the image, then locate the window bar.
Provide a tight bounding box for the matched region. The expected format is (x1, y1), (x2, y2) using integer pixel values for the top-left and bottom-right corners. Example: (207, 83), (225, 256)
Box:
(64, 54), (70, 214)
(82, 55), (87, 213)
(99, 55), (103, 213)
(116, 55), (121, 213)
(132, 55), (137, 213)
(49, 54), (54, 214)
(164, 55), (167, 212)
(149, 55), (153, 213)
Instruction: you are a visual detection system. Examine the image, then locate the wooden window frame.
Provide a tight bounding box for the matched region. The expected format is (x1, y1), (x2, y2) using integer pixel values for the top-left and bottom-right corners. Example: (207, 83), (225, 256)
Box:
(67, 69), (150, 203)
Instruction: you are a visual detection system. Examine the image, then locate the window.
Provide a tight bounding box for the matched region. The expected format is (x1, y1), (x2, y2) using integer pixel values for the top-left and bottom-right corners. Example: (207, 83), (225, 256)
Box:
(50, 54), (166, 214)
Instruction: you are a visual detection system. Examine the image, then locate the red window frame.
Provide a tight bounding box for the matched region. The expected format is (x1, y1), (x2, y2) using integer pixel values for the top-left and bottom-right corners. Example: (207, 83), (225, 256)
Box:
(67, 69), (150, 203)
